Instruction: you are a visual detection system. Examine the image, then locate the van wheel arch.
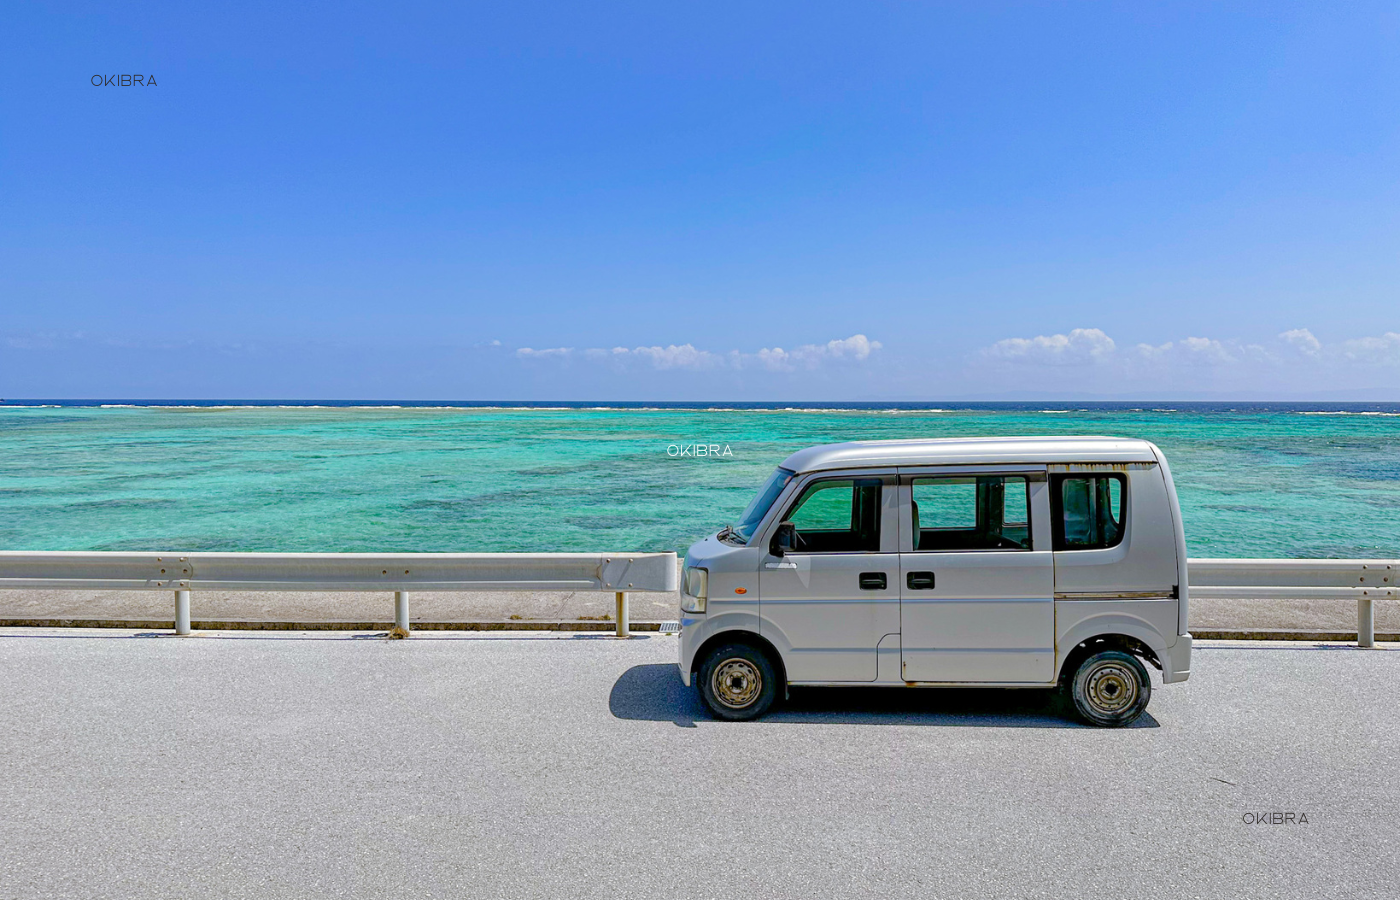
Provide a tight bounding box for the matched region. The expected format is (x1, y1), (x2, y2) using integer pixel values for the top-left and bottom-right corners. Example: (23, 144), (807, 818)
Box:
(692, 631), (787, 693)
(1058, 634), (1160, 686)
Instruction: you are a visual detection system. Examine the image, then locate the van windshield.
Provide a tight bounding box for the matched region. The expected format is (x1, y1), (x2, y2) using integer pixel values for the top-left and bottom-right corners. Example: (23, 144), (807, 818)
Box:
(730, 467), (796, 543)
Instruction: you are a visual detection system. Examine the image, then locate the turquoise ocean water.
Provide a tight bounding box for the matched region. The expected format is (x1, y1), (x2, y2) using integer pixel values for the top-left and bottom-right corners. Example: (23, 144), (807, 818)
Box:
(1, 402), (1398, 558)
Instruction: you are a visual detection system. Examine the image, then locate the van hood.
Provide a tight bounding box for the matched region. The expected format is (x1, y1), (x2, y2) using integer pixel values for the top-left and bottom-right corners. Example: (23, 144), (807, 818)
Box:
(684, 532), (752, 571)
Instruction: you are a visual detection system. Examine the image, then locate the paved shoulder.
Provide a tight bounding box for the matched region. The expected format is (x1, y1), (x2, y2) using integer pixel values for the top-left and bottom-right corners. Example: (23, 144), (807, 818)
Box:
(0, 632), (1396, 899)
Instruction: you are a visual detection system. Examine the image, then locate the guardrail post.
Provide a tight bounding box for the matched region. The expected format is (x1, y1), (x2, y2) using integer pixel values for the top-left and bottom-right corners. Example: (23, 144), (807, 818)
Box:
(1358, 595), (1375, 648)
(615, 591), (629, 638)
(392, 591), (410, 638)
(175, 590), (191, 635)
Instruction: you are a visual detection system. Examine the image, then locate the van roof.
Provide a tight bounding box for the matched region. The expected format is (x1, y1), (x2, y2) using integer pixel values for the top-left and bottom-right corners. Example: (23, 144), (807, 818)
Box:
(780, 436), (1160, 473)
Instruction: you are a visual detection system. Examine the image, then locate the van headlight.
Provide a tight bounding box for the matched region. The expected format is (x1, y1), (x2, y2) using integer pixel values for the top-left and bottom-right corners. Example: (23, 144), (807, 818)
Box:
(681, 566), (708, 613)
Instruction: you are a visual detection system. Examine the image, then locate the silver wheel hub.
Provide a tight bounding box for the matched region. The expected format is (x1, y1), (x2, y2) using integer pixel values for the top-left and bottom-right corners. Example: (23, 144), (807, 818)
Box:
(1085, 662), (1138, 714)
(711, 658), (762, 709)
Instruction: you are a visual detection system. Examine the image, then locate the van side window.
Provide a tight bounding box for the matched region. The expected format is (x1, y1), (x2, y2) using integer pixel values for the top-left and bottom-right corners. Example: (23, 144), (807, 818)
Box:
(909, 476), (1032, 551)
(782, 478), (882, 553)
(1052, 474), (1126, 550)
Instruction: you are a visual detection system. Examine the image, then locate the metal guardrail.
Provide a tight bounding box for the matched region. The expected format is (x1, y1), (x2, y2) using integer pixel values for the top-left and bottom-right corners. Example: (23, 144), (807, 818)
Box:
(1188, 558), (1396, 647)
(0, 552), (1391, 645)
(0, 551), (680, 638)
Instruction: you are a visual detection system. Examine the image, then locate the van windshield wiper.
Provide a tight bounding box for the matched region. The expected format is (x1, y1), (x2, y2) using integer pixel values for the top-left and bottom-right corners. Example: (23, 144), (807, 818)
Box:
(717, 525), (746, 545)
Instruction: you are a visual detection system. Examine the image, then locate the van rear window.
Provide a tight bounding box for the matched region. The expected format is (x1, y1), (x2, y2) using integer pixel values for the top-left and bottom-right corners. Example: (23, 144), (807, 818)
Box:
(1051, 474), (1126, 551)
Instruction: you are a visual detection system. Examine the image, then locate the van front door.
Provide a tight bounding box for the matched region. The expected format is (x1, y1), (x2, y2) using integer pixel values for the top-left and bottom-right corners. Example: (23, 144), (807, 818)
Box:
(758, 472), (900, 683)
(897, 469), (1055, 683)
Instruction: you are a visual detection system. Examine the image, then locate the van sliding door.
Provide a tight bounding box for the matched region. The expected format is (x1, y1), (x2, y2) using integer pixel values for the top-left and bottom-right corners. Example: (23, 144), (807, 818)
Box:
(897, 468), (1055, 684)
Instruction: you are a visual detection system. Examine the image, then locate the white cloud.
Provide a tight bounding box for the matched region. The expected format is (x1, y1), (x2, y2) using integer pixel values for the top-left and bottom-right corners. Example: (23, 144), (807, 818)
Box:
(1162, 336), (1273, 366)
(4, 331), (90, 350)
(516, 334), (882, 372)
(1340, 332), (1400, 365)
(1279, 328), (1321, 357)
(987, 328), (1116, 365)
(983, 326), (1400, 377)
(752, 334), (884, 371)
(822, 333), (882, 360)
(516, 346), (573, 359)
(624, 344), (722, 370)
(1180, 336), (1229, 360)
(1132, 341), (1170, 361)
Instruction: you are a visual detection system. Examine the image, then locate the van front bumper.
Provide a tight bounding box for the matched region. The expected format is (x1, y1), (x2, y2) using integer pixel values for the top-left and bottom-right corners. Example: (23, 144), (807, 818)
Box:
(1163, 633), (1192, 683)
(677, 615), (706, 687)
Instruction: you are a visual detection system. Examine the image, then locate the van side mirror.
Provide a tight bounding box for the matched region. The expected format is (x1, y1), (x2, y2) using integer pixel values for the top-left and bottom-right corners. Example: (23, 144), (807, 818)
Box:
(770, 522), (796, 557)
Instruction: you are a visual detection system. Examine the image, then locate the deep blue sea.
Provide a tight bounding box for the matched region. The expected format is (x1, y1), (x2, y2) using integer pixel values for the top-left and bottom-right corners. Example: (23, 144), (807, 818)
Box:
(1, 401), (1398, 558)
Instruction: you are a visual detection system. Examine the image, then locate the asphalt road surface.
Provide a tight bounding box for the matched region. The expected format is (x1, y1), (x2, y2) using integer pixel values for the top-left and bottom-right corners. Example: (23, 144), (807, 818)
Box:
(1, 629), (1396, 899)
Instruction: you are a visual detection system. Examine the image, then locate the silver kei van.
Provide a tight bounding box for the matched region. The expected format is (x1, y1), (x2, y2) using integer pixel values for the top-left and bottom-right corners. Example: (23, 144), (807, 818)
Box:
(678, 436), (1192, 726)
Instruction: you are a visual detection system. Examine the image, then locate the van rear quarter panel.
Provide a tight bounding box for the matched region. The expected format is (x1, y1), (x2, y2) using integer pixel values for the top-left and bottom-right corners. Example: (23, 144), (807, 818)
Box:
(1052, 464), (1182, 656)
(1054, 599), (1177, 675)
(1051, 465), (1180, 595)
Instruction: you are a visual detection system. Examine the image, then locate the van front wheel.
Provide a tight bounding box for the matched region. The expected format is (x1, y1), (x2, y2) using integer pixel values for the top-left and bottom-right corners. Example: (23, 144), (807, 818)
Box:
(1068, 649), (1151, 727)
(698, 643), (778, 721)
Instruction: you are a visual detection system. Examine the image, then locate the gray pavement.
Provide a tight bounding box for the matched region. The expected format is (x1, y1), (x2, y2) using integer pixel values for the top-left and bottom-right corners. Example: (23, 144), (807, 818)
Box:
(0, 630), (1397, 899)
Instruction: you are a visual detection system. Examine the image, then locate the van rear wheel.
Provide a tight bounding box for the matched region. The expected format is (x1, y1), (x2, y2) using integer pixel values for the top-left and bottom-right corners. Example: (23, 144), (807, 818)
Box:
(1067, 649), (1151, 727)
(698, 643), (779, 721)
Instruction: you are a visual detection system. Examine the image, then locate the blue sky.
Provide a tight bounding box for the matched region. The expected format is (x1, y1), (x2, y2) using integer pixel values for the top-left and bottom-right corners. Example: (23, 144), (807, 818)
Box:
(2, 1), (1397, 399)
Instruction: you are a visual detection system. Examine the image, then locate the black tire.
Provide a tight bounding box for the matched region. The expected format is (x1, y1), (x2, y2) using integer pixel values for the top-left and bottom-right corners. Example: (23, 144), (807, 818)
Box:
(1066, 649), (1151, 727)
(697, 642), (779, 721)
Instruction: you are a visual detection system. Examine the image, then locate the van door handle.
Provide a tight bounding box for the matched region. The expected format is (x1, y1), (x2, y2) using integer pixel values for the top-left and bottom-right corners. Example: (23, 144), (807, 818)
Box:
(906, 571), (936, 590)
(859, 572), (887, 590)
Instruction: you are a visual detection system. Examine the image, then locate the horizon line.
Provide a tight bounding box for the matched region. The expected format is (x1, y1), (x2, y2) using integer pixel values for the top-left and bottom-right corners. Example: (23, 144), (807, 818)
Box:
(4, 398), (1400, 407)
